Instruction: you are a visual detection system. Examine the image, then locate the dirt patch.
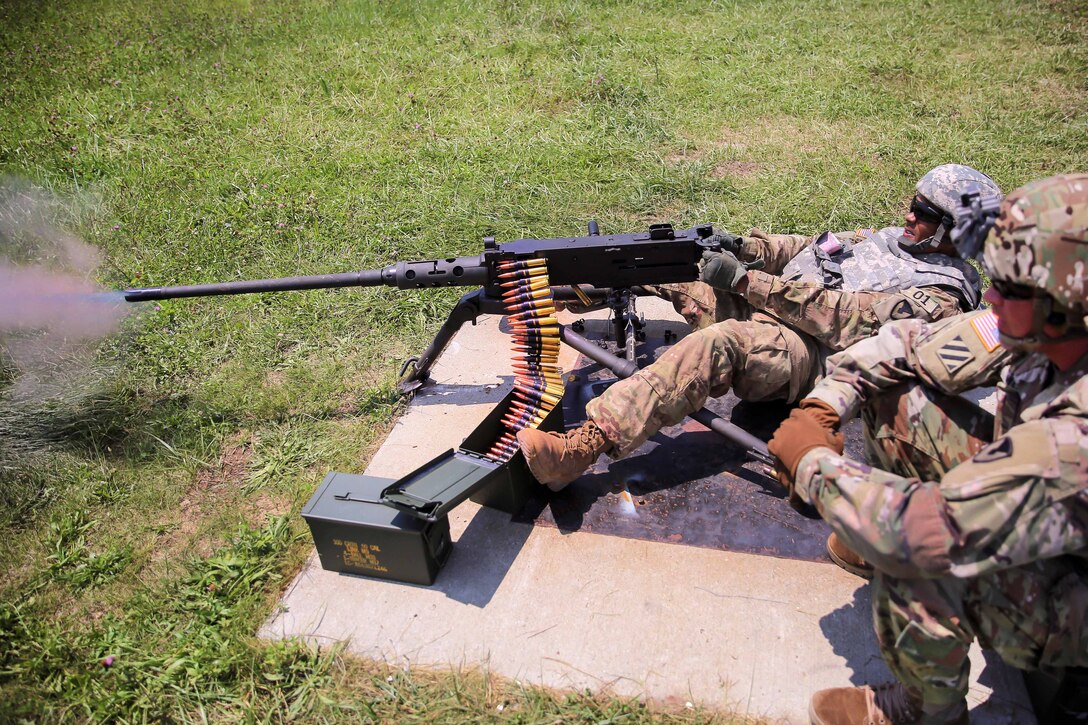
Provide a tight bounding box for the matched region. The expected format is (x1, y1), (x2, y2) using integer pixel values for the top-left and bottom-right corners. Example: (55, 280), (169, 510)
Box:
(665, 148), (704, 164)
(264, 369), (287, 387)
(150, 436), (253, 562)
(710, 128), (751, 153)
(711, 160), (760, 178)
(244, 490), (293, 524)
(201, 439), (252, 488)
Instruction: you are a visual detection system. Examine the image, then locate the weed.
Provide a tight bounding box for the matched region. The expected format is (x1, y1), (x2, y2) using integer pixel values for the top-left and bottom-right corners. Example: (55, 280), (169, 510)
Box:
(245, 426), (324, 492)
(46, 510), (131, 590)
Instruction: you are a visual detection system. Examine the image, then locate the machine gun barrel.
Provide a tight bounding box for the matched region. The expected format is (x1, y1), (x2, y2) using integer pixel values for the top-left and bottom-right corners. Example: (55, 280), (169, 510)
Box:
(120, 222), (724, 391)
(124, 270), (386, 302)
(123, 256), (490, 302)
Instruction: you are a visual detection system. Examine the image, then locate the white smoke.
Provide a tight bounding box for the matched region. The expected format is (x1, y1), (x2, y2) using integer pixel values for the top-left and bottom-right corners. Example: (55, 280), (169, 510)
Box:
(0, 178), (129, 403)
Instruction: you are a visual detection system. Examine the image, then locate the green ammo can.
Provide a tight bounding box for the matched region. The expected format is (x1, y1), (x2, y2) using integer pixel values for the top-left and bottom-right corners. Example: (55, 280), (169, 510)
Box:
(302, 472), (452, 586)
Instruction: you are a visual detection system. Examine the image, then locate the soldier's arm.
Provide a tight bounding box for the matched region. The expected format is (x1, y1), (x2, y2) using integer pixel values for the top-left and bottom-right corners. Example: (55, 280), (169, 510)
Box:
(808, 310), (1015, 421)
(742, 271), (966, 351)
(791, 418), (1088, 579)
(736, 229), (814, 274)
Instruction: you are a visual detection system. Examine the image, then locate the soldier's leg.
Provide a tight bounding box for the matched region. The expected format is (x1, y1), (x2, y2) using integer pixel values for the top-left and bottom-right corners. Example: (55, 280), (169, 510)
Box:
(520, 317), (816, 488)
(644, 281), (753, 330)
(588, 317), (816, 456)
(871, 574), (973, 722)
(872, 561), (1088, 722)
(862, 383), (994, 482)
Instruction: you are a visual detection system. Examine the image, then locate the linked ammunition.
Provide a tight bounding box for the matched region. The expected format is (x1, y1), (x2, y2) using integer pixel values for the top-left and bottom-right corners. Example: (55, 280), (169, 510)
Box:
(501, 278), (551, 293)
(502, 288), (553, 303)
(513, 377), (561, 388)
(512, 362), (561, 372)
(488, 259), (565, 463)
(498, 261), (548, 271)
(498, 266), (548, 278)
(513, 388), (561, 406)
(511, 342), (560, 352)
(499, 278), (552, 291)
(502, 412), (545, 429)
(508, 306), (556, 321)
(505, 298), (555, 313)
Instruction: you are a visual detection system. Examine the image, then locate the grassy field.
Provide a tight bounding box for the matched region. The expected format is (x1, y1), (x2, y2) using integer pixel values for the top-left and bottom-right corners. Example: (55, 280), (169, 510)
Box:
(1, 0), (1085, 720)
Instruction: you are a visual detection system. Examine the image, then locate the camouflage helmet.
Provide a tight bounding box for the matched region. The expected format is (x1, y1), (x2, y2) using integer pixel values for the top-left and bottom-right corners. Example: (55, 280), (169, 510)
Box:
(904, 164), (1002, 253)
(916, 164), (1002, 223)
(984, 173), (1088, 341)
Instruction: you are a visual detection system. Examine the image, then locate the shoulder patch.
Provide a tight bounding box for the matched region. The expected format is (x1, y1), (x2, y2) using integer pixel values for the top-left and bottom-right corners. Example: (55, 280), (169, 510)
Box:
(888, 299), (915, 320)
(937, 335), (976, 375)
(970, 310), (1001, 352)
(972, 436), (1013, 463)
(907, 288), (941, 316)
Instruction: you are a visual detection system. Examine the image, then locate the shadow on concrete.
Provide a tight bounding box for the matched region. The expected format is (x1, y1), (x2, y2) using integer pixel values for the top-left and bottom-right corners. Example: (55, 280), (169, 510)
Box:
(973, 650), (1037, 723)
(818, 583), (891, 686)
(518, 344), (833, 561)
(429, 506), (533, 608)
(409, 380), (513, 407)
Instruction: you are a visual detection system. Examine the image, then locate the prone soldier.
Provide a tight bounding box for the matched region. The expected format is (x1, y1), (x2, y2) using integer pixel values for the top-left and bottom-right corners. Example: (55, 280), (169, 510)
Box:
(517, 164), (1000, 489)
(769, 174), (1088, 724)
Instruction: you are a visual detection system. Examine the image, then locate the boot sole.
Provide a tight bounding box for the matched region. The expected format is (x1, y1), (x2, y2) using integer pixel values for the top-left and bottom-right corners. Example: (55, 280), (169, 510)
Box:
(827, 539), (874, 580)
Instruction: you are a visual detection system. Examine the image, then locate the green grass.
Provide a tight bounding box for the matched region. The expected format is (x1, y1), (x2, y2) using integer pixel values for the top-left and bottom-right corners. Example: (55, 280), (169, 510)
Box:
(0, 0), (1085, 720)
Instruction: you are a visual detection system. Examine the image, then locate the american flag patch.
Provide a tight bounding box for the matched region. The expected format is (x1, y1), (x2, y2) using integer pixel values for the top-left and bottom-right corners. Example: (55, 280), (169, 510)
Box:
(970, 310), (1001, 352)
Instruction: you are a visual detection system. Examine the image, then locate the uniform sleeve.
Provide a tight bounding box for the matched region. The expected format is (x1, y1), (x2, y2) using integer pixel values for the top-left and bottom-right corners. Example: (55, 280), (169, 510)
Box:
(742, 271), (966, 351)
(804, 319), (928, 421)
(792, 417), (1088, 579)
(738, 229), (814, 274)
(808, 311), (1015, 420)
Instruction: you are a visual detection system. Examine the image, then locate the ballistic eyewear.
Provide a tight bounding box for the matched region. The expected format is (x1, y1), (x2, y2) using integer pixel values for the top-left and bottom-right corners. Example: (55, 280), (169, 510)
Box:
(989, 278), (1036, 301)
(909, 196), (946, 223)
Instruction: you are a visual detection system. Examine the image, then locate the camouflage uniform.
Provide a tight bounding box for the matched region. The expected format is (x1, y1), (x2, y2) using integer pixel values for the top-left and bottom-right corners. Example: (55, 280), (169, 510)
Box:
(789, 174), (1088, 720)
(588, 228), (979, 456)
(794, 315), (1088, 719)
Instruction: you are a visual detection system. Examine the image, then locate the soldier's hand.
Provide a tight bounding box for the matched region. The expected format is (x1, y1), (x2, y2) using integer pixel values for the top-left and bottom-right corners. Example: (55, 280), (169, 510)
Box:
(700, 251), (747, 291)
(708, 232), (744, 255)
(767, 400), (845, 495)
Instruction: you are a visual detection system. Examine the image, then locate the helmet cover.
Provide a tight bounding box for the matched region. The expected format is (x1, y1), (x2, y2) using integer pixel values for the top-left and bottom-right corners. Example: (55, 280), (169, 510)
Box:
(916, 164), (1002, 223)
(984, 173), (1088, 312)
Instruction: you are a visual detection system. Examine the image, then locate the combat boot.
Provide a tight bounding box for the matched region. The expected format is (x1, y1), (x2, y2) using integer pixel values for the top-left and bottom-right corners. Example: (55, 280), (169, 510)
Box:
(827, 533), (873, 579)
(517, 420), (610, 491)
(809, 683), (967, 725)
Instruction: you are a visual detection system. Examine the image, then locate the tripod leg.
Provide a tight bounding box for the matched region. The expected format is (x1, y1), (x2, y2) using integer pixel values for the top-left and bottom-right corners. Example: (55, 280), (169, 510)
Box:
(397, 289), (505, 395)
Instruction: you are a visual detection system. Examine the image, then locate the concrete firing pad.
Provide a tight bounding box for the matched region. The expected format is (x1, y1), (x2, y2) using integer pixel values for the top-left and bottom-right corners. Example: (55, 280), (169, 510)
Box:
(262, 297), (1035, 723)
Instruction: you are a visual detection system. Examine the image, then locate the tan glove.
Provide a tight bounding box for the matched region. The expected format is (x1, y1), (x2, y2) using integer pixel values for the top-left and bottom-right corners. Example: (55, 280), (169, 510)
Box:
(768, 399), (845, 495)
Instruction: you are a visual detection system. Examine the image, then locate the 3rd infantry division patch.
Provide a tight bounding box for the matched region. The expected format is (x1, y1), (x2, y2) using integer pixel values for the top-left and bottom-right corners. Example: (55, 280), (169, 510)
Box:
(938, 335), (975, 375)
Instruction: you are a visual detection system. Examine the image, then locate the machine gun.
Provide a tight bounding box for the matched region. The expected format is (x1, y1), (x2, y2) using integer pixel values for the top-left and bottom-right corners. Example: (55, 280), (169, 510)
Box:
(125, 221), (721, 389)
(124, 221), (772, 465)
(951, 186), (1003, 261)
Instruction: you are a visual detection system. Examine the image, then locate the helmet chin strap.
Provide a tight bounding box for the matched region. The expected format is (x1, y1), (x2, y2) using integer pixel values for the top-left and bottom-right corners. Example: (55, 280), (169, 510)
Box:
(904, 218), (953, 254)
